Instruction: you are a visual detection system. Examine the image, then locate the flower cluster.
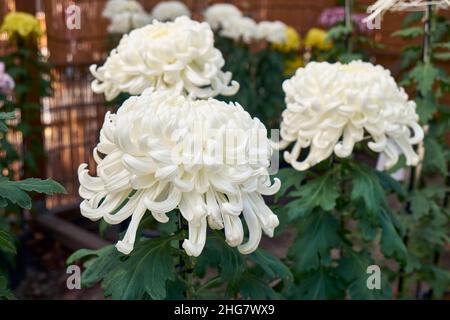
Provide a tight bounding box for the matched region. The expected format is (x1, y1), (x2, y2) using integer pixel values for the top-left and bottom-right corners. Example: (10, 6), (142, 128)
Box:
(219, 16), (257, 44)
(318, 7), (369, 32)
(304, 28), (332, 51)
(256, 21), (288, 44)
(203, 3), (243, 30)
(78, 89), (280, 257)
(0, 12), (42, 40)
(102, 0), (152, 34)
(90, 16), (239, 100)
(151, 1), (191, 21)
(0, 63), (15, 94)
(276, 61), (424, 171)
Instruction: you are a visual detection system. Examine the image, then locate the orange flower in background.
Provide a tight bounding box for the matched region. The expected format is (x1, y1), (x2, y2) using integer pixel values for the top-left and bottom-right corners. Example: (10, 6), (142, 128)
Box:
(0, 11), (42, 40)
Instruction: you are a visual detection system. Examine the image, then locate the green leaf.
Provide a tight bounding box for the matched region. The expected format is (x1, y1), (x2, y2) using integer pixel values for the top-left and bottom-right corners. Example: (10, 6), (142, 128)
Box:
(12, 178), (67, 195)
(350, 164), (387, 214)
(0, 112), (15, 121)
(410, 190), (431, 220)
(289, 211), (341, 273)
(434, 52), (450, 61)
(408, 62), (439, 96)
(0, 230), (16, 255)
(66, 248), (99, 265)
(288, 173), (339, 219)
(102, 238), (176, 300)
(326, 25), (351, 41)
(392, 27), (424, 39)
(0, 276), (15, 300)
(402, 12), (423, 27)
(274, 168), (304, 201)
(239, 273), (281, 299)
(250, 249), (293, 281)
(337, 250), (392, 299)
(379, 210), (407, 262)
(0, 180), (32, 209)
(423, 137), (448, 175)
(374, 170), (406, 198)
(293, 267), (345, 300)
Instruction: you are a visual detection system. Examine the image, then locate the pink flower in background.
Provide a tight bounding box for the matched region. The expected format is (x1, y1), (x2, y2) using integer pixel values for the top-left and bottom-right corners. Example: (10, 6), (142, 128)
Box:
(318, 7), (369, 33)
(0, 62), (15, 93)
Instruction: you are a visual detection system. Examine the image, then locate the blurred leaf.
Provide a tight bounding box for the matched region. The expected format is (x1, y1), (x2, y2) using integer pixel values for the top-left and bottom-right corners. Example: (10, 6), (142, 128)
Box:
(350, 164), (387, 214)
(0, 230), (16, 256)
(293, 267), (345, 300)
(392, 27), (424, 39)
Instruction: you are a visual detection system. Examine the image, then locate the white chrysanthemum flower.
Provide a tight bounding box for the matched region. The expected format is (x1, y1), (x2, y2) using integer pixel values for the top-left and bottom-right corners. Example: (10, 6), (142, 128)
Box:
(151, 1), (190, 21)
(203, 3), (243, 30)
(219, 16), (257, 44)
(102, 0), (144, 19)
(364, 0), (450, 23)
(107, 12), (153, 34)
(78, 89), (280, 257)
(276, 61), (424, 171)
(102, 0), (152, 34)
(256, 21), (288, 44)
(90, 16), (239, 101)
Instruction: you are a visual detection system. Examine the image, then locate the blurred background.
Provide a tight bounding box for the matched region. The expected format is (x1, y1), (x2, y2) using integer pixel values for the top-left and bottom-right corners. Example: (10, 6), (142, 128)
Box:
(0, 0), (449, 299)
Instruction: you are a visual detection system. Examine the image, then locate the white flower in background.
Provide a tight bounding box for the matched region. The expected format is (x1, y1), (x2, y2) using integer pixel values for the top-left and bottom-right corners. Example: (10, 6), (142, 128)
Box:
(78, 89), (280, 257)
(102, 0), (144, 19)
(220, 16), (257, 44)
(203, 3), (242, 30)
(107, 12), (153, 34)
(151, 1), (191, 21)
(276, 61), (424, 171)
(91, 16), (239, 100)
(103, 0), (152, 34)
(256, 21), (288, 44)
(364, 0), (450, 24)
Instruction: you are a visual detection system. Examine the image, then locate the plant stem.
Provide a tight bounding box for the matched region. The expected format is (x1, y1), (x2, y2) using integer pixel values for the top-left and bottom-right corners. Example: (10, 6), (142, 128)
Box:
(398, 4), (434, 298)
(177, 211), (195, 299)
(345, 0), (353, 53)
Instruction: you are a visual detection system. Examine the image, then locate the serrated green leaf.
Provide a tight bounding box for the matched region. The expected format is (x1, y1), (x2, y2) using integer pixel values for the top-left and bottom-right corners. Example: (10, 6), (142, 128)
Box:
(379, 210), (407, 262)
(423, 137), (448, 175)
(239, 273), (281, 299)
(0, 230), (16, 255)
(392, 27), (424, 39)
(289, 211), (341, 273)
(12, 178), (67, 195)
(410, 190), (431, 220)
(288, 173), (339, 219)
(0, 181), (32, 209)
(250, 249), (292, 281)
(102, 238), (176, 300)
(293, 267), (345, 300)
(350, 164), (387, 214)
(409, 62), (439, 96)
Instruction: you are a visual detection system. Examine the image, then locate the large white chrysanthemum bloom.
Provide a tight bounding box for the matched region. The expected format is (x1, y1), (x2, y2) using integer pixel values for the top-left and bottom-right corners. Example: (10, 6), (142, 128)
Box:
(203, 3), (243, 30)
(256, 21), (288, 44)
(151, 1), (191, 21)
(78, 89), (280, 257)
(103, 0), (152, 34)
(364, 0), (450, 24)
(90, 17), (239, 101)
(276, 61), (424, 171)
(219, 16), (257, 44)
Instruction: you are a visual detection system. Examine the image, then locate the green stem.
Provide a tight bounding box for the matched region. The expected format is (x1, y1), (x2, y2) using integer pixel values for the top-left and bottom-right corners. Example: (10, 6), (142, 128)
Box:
(345, 0), (353, 53)
(177, 211), (195, 299)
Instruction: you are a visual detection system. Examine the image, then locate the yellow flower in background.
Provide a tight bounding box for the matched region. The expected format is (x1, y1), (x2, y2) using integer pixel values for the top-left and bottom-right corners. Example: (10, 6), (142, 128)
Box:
(0, 12), (42, 40)
(284, 55), (303, 76)
(304, 28), (332, 51)
(272, 26), (301, 53)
